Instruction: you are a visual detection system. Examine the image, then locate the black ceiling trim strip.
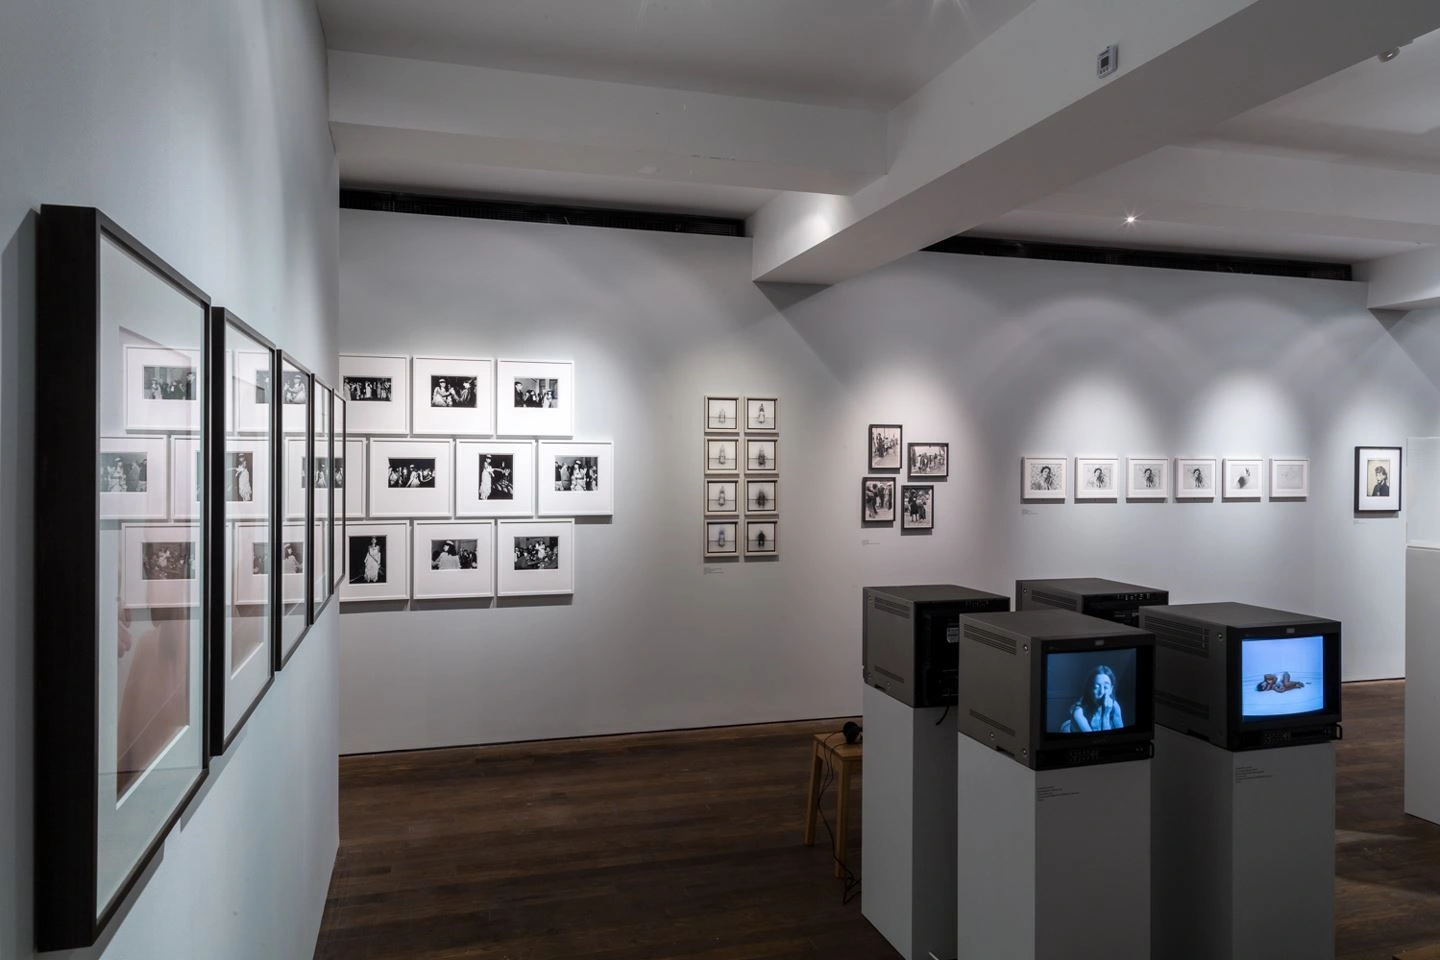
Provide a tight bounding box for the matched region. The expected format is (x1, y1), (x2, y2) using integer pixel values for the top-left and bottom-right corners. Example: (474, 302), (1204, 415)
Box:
(925, 236), (1353, 282)
(340, 188), (746, 238)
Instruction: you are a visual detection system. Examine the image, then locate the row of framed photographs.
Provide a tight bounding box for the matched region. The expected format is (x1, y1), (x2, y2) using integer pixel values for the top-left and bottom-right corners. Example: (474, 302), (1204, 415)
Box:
(861, 479), (935, 529)
(1021, 456), (1312, 502)
(704, 395), (780, 433)
(867, 424), (949, 479)
(703, 518), (779, 558)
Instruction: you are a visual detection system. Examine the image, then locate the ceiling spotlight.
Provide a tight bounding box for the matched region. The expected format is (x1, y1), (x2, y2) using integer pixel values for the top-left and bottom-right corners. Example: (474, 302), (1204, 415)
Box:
(1124, 214), (1138, 225)
(1378, 47), (1401, 63)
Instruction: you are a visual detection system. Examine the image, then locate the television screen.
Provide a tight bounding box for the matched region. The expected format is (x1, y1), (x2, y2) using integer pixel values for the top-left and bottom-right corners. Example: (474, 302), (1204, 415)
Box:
(1241, 635), (1325, 720)
(1045, 648), (1138, 734)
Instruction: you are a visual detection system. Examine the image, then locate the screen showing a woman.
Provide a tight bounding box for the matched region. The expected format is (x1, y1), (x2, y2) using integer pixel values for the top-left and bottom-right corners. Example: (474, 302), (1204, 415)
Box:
(1047, 649), (1137, 734)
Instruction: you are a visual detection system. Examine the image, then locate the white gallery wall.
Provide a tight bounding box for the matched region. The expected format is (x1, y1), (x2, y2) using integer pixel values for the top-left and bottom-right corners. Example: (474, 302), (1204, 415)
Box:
(339, 208), (1440, 755)
(0, 2), (339, 959)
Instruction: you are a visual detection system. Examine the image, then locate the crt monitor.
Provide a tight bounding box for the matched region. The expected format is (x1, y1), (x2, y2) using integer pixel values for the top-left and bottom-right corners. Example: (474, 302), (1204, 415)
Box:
(1045, 647), (1140, 736)
(1241, 634), (1327, 719)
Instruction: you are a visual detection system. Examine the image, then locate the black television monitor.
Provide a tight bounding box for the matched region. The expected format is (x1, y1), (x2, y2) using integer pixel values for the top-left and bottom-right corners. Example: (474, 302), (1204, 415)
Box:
(862, 584), (1011, 708)
(957, 609), (1155, 770)
(1142, 602), (1341, 751)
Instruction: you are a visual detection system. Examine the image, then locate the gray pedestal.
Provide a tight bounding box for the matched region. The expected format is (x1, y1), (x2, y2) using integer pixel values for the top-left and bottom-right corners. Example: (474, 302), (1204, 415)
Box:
(1407, 545), (1440, 824)
(1151, 726), (1335, 960)
(956, 734), (1150, 960)
(861, 684), (957, 960)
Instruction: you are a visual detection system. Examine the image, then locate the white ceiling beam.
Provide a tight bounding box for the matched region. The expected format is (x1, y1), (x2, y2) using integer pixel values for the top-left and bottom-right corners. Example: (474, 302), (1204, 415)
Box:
(749, 0), (1440, 284)
(1359, 247), (1440, 310)
(329, 51), (885, 195)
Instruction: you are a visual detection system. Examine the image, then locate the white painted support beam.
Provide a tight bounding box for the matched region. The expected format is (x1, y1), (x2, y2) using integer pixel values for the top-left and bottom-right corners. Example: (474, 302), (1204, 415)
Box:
(749, 0), (1440, 284)
(1361, 247), (1440, 310)
(329, 51), (885, 195)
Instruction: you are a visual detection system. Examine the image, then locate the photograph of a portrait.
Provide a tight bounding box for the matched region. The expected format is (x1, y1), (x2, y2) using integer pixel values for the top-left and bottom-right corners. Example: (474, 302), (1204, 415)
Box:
(705, 396), (739, 433)
(745, 520), (778, 557)
(340, 354), (409, 435)
(368, 439), (454, 518)
(340, 521), (411, 602)
(497, 519), (575, 596)
(99, 435), (168, 520)
(1125, 457), (1170, 501)
(537, 441), (614, 517)
(1175, 458), (1218, 501)
(706, 437), (739, 475)
(745, 479), (778, 515)
(868, 424), (902, 472)
(1021, 457), (1067, 502)
(124, 344), (203, 433)
(455, 440), (536, 518)
(1269, 458), (1310, 500)
(746, 438), (778, 474)
(704, 520), (738, 559)
(705, 479), (738, 516)
(412, 520), (495, 601)
(745, 397), (778, 432)
(412, 356), (494, 437)
(862, 477), (896, 524)
(1222, 458), (1264, 501)
(1074, 457), (1119, 501)
(1355, 446), (1402, 513)
(496, 359), (575, 437)
(901, 484), (934, 530)
(907, 442), (948, 479)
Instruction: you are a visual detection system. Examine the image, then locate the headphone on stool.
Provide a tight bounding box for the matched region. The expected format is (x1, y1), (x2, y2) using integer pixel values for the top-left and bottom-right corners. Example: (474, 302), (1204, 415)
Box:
(842, 721), (863, 745)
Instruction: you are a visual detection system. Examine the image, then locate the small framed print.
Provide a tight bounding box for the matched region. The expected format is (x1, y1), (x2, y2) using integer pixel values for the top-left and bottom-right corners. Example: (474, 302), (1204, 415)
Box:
(705, 396), (739, 433)
(121, 522), (200, 609)
(1175, 458), (1217, 501)
(284, 437), (350, 520)
(412, 520), (495, 601)
(497, 359), (575, 438)
(99, 436), (168, 520)
(1270, 458), (1310, 500)
(235, 349), (307, 435)
(498, 519), (575, 597)
(705, 479), (738, 515)
(746, 438), (778, 473)
(706, 438), (739, 475)
(234, 522), (305, 606)
(862, 477), (896, 523)
(172, 437), (267, 521)
(1126, 458), (1169, 501)
(1222, 458), (1264, 501)
(907, 443), (948, 479)
(745, 479), (778, 514)
(455, 440), (536, 518)
(1022, 457), (1066, 501)
(341, 521), (411, 602)
(869, 424), (902, 471)
(704, 519), (738, 558)
(901, 484), (934, 530)
(745, 520), (777, 557)
(412, 356), (494, 437)
(1075, 457), (1119, 501)
(1356, 446), (1401, 513)
(537, 441), (614, 517)
(368, 439), (454, 519)
(124, 344), (201, 432)
(340, 354), (408, 435)
(745, 397), (778, 432)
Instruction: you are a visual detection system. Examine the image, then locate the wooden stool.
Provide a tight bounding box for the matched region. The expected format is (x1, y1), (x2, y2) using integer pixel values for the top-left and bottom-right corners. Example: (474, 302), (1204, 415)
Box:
(803, 732), (863, 877)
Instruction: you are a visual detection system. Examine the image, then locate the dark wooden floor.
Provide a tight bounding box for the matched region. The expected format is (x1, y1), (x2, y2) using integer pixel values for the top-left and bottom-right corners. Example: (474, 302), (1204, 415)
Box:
(316, 680), (1440, 960)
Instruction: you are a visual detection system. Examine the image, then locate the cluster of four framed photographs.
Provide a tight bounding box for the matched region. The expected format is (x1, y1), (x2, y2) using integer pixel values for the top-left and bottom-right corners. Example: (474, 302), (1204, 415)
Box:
(863, 424), (948, 530)
(704, 396), (779, 558)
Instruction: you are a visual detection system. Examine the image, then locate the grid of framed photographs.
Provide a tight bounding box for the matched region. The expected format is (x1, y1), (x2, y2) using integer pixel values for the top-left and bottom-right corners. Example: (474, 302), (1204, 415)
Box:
(1019, 455), (1317, 504)
(704, 395), (778, 558)
(863, 422), (945, 532)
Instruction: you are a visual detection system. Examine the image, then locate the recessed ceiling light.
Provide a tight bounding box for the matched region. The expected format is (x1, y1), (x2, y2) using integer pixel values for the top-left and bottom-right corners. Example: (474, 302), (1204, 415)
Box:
(1378, 47), (1401, 63)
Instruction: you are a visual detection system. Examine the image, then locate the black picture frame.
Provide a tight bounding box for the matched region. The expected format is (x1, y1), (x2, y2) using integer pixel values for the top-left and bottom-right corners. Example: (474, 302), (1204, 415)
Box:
(35, 205), (213, 950)
(907, 442), (949, 480)
(1354, 445), (1402, 514)
(333, 393), (346, 591)
(861, 476), (897, 524)
(311, 379), (336, 622)
(276, 353), (314, 670)
(868, 423), (902, 472)
(901, 484), (935, 531)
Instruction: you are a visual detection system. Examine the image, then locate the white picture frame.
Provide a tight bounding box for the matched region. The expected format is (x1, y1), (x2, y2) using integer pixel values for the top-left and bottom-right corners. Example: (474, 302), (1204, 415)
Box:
(99, 435), (168, 521)
(1074, 457), (1119, 501)
(234, 349), (307, 435)
(411, 356), (494, 437)
(341, 521), (411, 602)
(368, 439), (454, 519)
(340, 354), (409, 435)
(746, 438), (778, 474)
(412, 520), (495, 601)
(1269, 458), (1310, 500)
(172, 436), (266, 521)
(705, 479), (738, 515)
(497, 519), (575, 597)
(338, 438), (366, 518)
(234, 522), (306, 606)
(745, 397), (778, 433)
(745, 478), (778, 515)
(705, 396), (740, 433)
(536, 441), (613, 517)
(1021, 457), (1067, 501)
(455, 440), (536, 518)
(745, 519), (778, 557)
(121, 522), (201, 609)
(705, 438), (739, 475)
(1222, 458), (1264, 500)
(1126, 457), (1170, 501)
(496, 359), (575, 438)
(1175, 457), (1218, 501)
(124, 344), (202, 433)
(704, 519), (738, 559)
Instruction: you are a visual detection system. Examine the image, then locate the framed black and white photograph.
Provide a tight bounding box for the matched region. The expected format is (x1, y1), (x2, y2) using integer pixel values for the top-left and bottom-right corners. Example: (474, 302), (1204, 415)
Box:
(704, 519), (738, 559)
(862, 477), (896, 523)
(124, 344), (203, 433)
(745, 396), (778, 432)
(121, 522), (201, 609)
(312, 382), (335, 620)
(1222, 458), (1264, 501)
(706, 437), (739, 475)
(537, 441), (614, 517)
(276, 354), (312, 668)
(1021, 457), (1067, 501)
(907, 442), (949, 479)
(497, 358), (575, 437)
(285, 436), (354, 520)
(901, 484), (935, 530)
(868, 424), (902, 471)
(705, 396), (739, 433)
(99, 436), (168, 520)
(412, 356), (494, 437)
(455, 439), (536, 518)
(745, 520), (778, 557)
(412, 520), (495, 601)
(745, 479), (778, 515)
(368, 439), (455, 519)
(1126, 457), (1170, 501)
(705, 479), (738, 515)
(746, 438), (778, 474)
(340, 354), (409, 435)
(1270, 458), (1310, 500)
(234, 522), (305, 607)
(1355, 446), (1402, 513)
(1075, 457), (1119, 501)
(1175, 457), (1217, 501)
(497, 519), (576, 596)
(341, 521), (411, 602)
(171, 436), (267, 521)
(234, 349), (307, 435)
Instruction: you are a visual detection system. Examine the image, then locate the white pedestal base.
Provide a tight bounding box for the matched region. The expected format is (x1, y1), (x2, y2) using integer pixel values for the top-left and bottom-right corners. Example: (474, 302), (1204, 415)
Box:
(1407, 545), (1440, 824)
